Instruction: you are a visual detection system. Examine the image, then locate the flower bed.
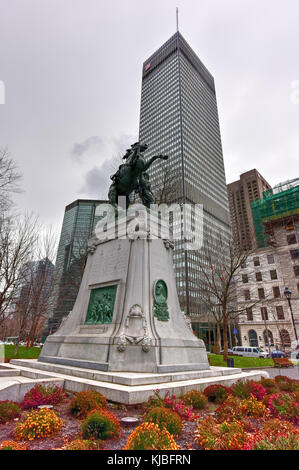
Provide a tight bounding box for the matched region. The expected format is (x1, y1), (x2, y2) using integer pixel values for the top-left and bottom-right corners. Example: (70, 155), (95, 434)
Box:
(81, 408), (121, 440)
(183, 390), (208, 410)
(195, 417), (248, 450)
(0, 440), (27, 450)
(22, 384), (66, 409)
(0, 376), (298, 450)
(267, 392), (299, 423)
(203, 384), (232, 404)
(70, 390), (107, 419)
(232, 380), (266, 401)
(0, 401), (22, 424)
(145, 390), (197, 420)
(143, 407), (183, 435)
(14, 407), (64, 441)
(124, 422), (180, 450)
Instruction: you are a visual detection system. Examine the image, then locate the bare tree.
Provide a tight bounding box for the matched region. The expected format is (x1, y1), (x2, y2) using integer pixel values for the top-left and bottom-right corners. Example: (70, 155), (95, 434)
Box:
(0, 148), (22, 212)
(7, 227), (57, 353)
(0, 213), (39, 329)
(197, 232), (266, 361)
(152, 162), (181, 205)
(26, 229), (57, 346)
(0, 149), (57, 349)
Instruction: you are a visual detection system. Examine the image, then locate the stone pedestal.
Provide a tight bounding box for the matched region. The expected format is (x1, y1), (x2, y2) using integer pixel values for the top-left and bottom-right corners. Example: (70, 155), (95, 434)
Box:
(40, 213), (209, 373)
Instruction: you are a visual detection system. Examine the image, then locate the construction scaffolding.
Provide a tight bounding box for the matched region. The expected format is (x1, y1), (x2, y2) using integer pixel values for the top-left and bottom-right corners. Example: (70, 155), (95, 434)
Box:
(251, 179), (299, 248)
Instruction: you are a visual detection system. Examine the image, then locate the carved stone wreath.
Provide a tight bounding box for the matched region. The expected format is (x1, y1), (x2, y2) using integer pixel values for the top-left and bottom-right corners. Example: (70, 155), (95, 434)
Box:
(116, 304), (152, 353)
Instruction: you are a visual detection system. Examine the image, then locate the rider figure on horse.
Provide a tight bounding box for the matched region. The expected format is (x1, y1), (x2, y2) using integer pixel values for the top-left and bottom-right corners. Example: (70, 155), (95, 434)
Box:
(108, 142), (168, 212)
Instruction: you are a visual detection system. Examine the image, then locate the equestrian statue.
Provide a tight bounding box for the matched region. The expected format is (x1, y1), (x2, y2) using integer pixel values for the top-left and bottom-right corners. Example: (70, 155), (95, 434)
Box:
(108, 142), (168, 211)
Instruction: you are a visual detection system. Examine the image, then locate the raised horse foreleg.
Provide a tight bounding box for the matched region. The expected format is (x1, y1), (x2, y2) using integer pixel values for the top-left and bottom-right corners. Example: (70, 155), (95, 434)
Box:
(143, 154), (168, 172)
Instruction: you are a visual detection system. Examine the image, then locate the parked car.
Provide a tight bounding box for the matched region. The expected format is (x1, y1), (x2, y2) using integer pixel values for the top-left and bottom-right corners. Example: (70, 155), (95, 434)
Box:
(271, 350), (286, 358)
(232, 346), (269, 358)
(220, 348), (234, 355)
(291, 347), (299, 360)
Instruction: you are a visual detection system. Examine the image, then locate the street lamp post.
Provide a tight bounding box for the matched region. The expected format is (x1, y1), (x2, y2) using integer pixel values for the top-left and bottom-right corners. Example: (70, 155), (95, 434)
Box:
(284, 287), (298, 344)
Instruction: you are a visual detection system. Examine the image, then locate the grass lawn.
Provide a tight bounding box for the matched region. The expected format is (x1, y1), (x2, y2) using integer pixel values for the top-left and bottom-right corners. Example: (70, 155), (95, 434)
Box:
(4, 345), (42, 360)
(208, 353), (274, 368)
(3, 346), (275, 367)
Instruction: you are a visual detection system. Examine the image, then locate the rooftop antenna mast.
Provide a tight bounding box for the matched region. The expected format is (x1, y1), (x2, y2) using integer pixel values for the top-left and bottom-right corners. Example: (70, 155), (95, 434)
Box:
(176, 7), (179, 32)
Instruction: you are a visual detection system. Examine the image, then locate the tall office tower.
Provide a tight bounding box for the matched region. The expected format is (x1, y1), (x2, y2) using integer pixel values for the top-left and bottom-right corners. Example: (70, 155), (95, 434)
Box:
(227, 170), (271, 252)
(139, 31), (231, 335)
(44, 199), (105, 335)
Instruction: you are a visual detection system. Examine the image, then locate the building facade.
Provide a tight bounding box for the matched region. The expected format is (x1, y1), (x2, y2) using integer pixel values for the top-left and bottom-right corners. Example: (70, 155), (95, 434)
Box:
(138, 31), (231, 339)
(237, 181), (299, 351)
(227, 169), (271, 252)
(44, 199), (105, 334)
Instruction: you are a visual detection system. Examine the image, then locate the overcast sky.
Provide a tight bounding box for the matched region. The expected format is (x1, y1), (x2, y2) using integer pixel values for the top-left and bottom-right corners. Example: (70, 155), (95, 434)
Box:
(0, 0), (298, 235)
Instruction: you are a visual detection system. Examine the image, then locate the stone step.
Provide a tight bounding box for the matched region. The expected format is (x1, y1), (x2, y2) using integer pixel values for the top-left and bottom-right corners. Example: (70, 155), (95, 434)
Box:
(11, 359), (242, 386)
(8, 359), (269, 405)
(0, 363), (64, 402)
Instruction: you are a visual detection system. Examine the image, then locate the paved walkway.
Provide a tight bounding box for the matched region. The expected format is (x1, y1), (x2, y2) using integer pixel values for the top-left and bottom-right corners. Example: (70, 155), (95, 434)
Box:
(256, 366), (299, 380)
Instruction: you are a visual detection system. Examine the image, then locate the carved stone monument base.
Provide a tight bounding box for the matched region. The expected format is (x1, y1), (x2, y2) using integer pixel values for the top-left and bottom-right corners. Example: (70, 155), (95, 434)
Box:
(39, 213), (209, 373)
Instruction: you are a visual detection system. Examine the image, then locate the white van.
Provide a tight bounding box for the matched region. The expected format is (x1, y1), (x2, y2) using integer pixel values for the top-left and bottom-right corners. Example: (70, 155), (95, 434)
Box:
(232, 346), (269, 358)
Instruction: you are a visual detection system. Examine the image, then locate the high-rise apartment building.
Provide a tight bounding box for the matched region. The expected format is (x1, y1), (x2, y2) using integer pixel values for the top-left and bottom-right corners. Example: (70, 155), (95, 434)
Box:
(227, 170), (271, 251)
(139, 31), (231, 334)
(44, 199), (105, 334)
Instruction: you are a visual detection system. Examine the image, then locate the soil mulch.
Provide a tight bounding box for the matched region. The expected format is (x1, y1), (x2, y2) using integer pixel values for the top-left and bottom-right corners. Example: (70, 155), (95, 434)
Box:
(0, 393), (215, 450)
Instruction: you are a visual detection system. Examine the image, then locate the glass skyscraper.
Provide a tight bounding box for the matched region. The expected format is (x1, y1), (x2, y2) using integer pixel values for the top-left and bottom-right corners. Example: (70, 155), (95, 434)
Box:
(44, 199), (105, 334)
(139, 32), (231, 331)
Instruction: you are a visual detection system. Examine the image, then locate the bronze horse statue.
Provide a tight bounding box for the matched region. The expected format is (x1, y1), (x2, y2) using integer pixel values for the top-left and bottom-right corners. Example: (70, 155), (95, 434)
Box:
(108, 142), (168, 211)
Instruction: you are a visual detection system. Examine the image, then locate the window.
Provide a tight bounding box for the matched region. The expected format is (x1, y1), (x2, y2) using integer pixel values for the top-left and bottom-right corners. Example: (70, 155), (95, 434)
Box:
(263, 329), (274, 346)
(258, 288), (265, 300)
(280, 329), (291, 347)
(267, 254), (274, 264)
(242, 274), (248, 283)
(290, 250), (299, 261)
(261, 307), (268, 321)
(273, 286), (280, 298)
(293, 266), (299, 277)
(246, 307), (253, 321)
(256, 272), (262, 282)
(244, 289), (250, 301)
(241, 262), (247, 269)
(287, 234), (297, 245)
(276, 306), (284, 320)
(253, 257), (260, 267)
(248, 330), (258, 347)
(270, 270), (278, 280)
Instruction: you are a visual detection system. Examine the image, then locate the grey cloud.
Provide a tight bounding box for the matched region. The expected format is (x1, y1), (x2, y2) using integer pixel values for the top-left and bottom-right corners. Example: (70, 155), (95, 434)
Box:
(71, 136), (104, 160)
(80, 160), (112, 200)
(77, 133), (138, 200)
(112, 134), (137, 156)
(79, 133), (137, 199)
